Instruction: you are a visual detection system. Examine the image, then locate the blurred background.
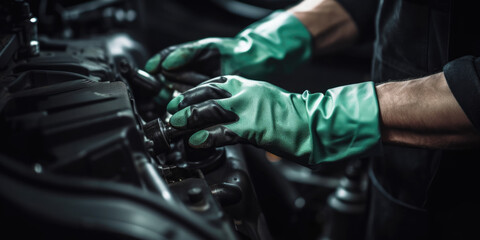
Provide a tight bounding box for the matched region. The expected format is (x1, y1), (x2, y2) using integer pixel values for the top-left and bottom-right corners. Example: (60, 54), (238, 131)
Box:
(28, 0), (372, 92)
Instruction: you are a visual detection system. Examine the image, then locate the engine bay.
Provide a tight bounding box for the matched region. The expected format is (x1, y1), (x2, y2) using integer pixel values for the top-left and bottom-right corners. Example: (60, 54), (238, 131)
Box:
(0, 1), (369, 239)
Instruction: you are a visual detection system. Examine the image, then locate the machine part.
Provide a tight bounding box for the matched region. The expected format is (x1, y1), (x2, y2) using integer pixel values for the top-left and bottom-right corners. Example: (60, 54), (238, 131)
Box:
(209, 0), (272, 19)
(0, 2), (267, 238)
(169, 178), (238, 239)
(143, 117), (197, 154)
(319, 159), (368, 240)
(0, 75), (144, 182)
(118, 57), (174, 120)
(134, 154), (176, 204)
(107, 33), (149, 66)
(242, 145), (313, 240)
(0, 35), (19, 69)
(142, 116), (228, 170)
(2, 1), (39, 57)
(35, 0), (145, 38)
(188, 187), (205, 204)
(143, 118), (172, 153)
(0, 33), (245, 238)
(0, 5), (244, 236)
(119, 57), (164, 96)
(0, 0), (39, 68)
(0, 1), (342, 239)
(0, 153), (225, 240)
(183, 141), (227, 171)
(210, 182), (242, 206)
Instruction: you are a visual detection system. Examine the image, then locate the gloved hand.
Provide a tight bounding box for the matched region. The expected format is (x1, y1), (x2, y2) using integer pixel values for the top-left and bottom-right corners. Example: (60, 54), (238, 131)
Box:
(144, 10), (312, 86)
(167, 76), (382, 166)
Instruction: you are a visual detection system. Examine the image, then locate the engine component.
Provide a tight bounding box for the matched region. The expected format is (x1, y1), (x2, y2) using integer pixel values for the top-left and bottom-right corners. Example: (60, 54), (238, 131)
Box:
(143, 117), (186, 154)
(1, 1), (360, 240)
(0, 1), (268, 239)
(210, 182), (243, 206)
(119, 58), (163, 96)
(319, 159), (368, 240)
(0, 0), (39, 59)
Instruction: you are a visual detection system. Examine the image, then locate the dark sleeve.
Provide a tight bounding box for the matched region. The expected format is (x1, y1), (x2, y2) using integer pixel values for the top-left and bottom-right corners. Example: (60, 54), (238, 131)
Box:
(335, 0), (379, 43)
(443, 56), (480, 130)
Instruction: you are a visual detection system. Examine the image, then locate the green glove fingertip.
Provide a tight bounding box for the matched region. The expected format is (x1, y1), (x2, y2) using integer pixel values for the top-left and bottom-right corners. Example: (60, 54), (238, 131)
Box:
(169, 107), (190, 128)
(155, 88), (173, 105)
(161, 47), (197, 70)
(144, 54), (161, 73)
(167, 95), (184, 114)
(189, 130), (210, 147)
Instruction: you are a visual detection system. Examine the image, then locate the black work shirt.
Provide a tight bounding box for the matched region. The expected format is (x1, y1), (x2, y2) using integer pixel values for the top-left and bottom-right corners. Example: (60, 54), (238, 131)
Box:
(335, 0), (480, 239)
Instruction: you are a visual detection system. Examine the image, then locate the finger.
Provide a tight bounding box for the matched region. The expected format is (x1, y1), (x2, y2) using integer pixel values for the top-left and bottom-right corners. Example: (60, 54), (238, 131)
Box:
(192, 46), (222, 77)
(167, 94), (185, 114)
(169, 106), (189, 129)
(179, 79), (230, 107)
(144, 46), (177, 74)
(162, 70), (211, 86)
(199, 76), (228, 86)
(188, 126), (246, 148)
(169, 100), (238, 129)
(161, 43), (202, 71)
(162, 47), (222, 85)
(167, 79), (231, 113)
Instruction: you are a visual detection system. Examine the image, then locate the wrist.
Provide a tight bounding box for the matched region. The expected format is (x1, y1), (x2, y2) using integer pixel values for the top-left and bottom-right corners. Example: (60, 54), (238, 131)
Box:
(229, 10), (312, 79)
(304, 81), (381, 165)
(288, 0), (358, 55)
(376, 72), (480, 148)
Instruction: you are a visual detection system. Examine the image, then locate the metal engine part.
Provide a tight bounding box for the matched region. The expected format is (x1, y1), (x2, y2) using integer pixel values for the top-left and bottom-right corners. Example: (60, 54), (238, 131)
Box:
(0, 1), (268, 239)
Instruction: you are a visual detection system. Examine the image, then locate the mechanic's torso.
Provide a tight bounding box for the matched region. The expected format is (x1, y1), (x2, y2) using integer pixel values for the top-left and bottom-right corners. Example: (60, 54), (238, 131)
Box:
(368, 0), (480, 239)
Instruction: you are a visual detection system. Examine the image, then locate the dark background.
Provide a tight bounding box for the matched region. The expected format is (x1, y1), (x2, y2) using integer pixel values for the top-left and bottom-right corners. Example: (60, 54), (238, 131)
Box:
(140, 0), (373, 92)
(29, 0), (373, 93)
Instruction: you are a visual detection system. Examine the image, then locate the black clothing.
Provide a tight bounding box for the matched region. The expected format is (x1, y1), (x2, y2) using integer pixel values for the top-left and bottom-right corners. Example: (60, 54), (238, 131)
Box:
(335, 0), (480, 239)
(337, 0), (480, 129)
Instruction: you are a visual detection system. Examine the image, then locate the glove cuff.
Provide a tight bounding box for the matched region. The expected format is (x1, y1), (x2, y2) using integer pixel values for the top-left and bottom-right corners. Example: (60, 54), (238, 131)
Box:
(304, 81), (382, 166)
(226, 10), (313, 78)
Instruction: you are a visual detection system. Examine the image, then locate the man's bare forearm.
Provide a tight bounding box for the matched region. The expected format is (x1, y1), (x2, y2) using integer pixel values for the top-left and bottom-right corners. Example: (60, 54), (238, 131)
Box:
(288, 0), (358, 55)
(377, 72), (480, 148)
(288, 1), (479, 148)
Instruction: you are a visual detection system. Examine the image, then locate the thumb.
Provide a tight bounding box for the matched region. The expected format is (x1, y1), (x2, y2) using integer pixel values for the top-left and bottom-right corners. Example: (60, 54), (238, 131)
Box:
(188, 126), (246, 148)
(144, 46), (174, 73)
(161, 43), (202, 71)
(144, 43), (200, 74)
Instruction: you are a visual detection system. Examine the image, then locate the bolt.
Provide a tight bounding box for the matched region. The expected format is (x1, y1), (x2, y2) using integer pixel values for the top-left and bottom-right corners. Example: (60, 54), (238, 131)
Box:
(187, 187), (203, 204)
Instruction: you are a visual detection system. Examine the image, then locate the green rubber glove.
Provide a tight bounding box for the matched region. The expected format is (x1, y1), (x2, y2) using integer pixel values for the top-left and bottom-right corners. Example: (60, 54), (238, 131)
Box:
(145, 10), (312, 85)
(167, 76), (382, 166)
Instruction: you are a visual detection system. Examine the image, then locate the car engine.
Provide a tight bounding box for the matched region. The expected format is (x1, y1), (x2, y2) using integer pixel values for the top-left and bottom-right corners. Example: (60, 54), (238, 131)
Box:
(0, 1), (370, 239)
